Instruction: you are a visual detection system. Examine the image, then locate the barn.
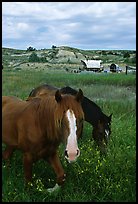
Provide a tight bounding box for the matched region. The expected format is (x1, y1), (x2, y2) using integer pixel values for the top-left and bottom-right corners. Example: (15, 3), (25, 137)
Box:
(81, 60), (103, 72)
(110, 63), (122, 73)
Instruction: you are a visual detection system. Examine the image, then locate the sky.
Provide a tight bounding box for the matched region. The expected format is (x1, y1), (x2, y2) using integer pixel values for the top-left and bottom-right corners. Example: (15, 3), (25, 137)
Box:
(2, 2), (136, 50)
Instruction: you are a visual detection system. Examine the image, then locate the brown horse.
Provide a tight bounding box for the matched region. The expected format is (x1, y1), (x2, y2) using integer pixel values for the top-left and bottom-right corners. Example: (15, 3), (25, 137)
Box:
(27, 84), (112, 153)
(2, 90), (84, 192)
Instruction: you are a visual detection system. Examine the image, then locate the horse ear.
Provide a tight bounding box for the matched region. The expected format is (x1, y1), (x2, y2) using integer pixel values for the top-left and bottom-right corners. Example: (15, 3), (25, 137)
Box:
(75, 89), (83, 102)
(109, 113), (113, 121)
(55, 90), (62, 103)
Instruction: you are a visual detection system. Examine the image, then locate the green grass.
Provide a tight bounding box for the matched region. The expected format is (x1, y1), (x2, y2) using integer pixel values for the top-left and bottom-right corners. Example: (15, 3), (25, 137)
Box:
(2, 69), (136, 202)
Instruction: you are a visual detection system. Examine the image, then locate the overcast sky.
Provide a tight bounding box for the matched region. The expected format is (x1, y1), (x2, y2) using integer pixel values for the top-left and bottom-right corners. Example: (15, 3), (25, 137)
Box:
(2, 2), (136, 50)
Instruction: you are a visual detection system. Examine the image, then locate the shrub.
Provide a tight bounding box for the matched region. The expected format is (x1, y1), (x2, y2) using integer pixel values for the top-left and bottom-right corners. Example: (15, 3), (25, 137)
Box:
(29, 52), (40, 62)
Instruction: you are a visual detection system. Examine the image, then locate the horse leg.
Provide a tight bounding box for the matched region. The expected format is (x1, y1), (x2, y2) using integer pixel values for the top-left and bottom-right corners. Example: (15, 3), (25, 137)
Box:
(47, 152), (66, 193)
(23, 152), (33, 183)
(3, 145), (14, 160)
(2, 145), (15, 167)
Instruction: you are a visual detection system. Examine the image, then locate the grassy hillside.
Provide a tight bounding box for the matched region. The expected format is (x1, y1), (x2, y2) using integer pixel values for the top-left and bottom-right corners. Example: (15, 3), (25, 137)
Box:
(2, 46), (136, 72)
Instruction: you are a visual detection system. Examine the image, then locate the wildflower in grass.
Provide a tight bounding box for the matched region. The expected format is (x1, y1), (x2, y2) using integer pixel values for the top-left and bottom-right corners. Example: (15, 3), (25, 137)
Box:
(27, 181), (33, 187)
(35, 179), (44, 192)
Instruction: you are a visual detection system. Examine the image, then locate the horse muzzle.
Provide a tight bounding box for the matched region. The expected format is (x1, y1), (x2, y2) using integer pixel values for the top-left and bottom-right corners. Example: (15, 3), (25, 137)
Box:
(64, 149), (80, 163)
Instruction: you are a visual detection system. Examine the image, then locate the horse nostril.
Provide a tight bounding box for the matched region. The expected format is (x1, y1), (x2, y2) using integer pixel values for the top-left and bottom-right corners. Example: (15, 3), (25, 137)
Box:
(76, 149), (80, 157)
(64, 150), (68, 158)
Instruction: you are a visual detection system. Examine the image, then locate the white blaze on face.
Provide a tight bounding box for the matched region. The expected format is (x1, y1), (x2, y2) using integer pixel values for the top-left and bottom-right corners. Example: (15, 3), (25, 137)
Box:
(105, 129), (109, 139)
(65, 109), (80, 163)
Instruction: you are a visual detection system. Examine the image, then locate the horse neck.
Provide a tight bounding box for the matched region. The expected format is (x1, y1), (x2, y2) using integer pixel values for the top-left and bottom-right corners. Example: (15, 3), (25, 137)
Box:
(60, 88), (103, 125)
(82, 97), (104, 125)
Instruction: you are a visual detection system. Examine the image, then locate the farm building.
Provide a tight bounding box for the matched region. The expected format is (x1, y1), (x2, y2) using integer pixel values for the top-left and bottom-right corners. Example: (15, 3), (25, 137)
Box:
(81, 60), (103, 72)
(110, 63), (122, 73)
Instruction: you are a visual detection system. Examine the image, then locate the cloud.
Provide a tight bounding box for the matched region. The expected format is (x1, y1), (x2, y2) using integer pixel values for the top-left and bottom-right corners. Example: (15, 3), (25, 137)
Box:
(2, 2), (136, 50)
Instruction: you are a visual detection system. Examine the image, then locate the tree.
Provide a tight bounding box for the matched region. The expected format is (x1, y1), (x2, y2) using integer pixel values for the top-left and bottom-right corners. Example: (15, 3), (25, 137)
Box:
(52, 45), (56, 49)
(123, 52), (130, 58)
(29, 52), (39, 62)
(27, 46), (36, 51)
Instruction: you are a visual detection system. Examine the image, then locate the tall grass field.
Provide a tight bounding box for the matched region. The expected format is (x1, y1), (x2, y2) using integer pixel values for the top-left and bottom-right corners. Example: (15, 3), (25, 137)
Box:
(2, 69), (136, 202)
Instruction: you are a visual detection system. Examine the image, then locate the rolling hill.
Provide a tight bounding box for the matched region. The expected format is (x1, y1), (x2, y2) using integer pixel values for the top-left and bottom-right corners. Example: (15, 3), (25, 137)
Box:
(2, 46), (136, 72)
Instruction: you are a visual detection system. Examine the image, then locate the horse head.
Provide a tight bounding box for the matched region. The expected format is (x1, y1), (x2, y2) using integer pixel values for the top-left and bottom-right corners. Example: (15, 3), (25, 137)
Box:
(92, 113), (112, 152)
(55, 89), (84, 163)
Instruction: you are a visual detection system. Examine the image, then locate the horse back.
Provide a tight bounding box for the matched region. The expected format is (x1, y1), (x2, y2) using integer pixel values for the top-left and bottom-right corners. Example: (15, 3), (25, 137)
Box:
(2, 96), (29, 146)
(27, 84), (58, 100)
(2, 96), (22, 108)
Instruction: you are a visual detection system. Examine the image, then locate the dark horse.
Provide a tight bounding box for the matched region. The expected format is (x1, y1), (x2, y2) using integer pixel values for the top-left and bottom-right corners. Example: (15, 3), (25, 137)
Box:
(27, 84), (112, 153)
(2, 90), (84, 192)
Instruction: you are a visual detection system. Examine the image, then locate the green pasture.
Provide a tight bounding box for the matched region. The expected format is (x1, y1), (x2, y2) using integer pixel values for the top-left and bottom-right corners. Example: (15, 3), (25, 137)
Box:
(2, 69), (136, 202)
